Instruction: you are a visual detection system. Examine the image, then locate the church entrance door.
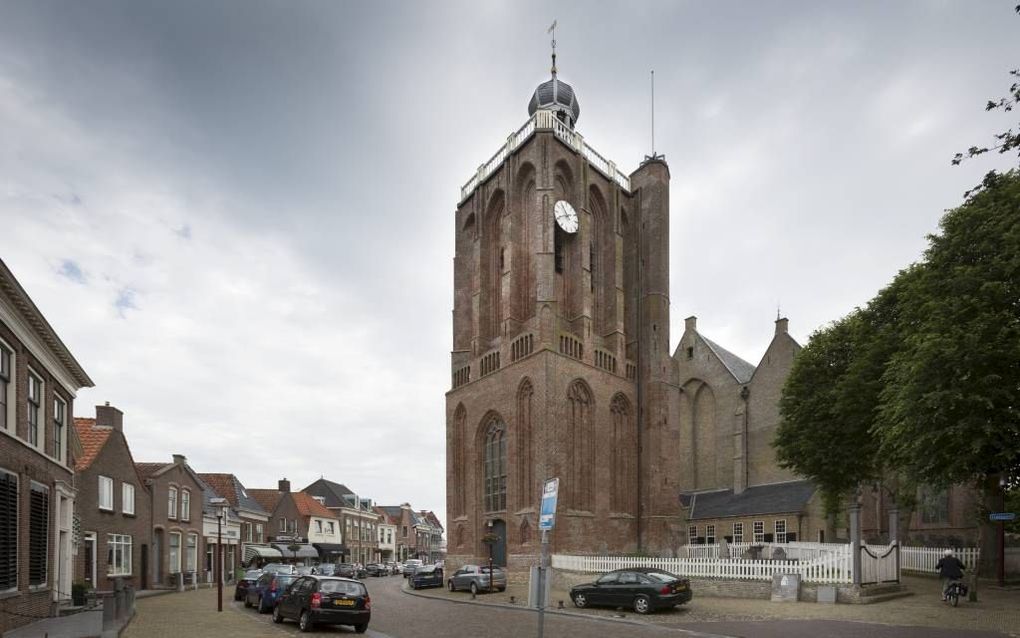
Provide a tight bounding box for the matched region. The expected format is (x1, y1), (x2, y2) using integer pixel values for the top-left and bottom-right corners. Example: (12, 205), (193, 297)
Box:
(491, 519), (507, 566)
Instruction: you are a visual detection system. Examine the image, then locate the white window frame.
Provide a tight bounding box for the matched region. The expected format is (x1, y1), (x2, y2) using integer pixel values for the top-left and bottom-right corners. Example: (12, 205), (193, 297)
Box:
(185, 533), (198, 572)
(169, 532), (181, 574)
(122, 483), (135, 516)
(168, 486), (178, 519)
(775, 519), (788, 544)
(52, 395), (67, 464)
(753, 520), (765, 543)
(107, 534), (132, 576)
(256, 523), (263, 542)
(180, 489), (191, 522)
(26, 369), (43, 451)
(246, 523), (253, 542)
(278, 517), (286, 532)
(0, 466), (18, 594)
(0, 339), (14, 433)
(98, 476), (114, 511)
(688, 525), (698, 543)
(732, 522), (744, 543)
(315, 519), (322, 533)
(706, 524), (716, 545)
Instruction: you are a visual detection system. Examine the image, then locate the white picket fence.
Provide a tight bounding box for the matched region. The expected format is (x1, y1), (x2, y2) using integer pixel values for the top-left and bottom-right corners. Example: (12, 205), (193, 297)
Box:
(900, 546), (980, 574)
(552, 546), (853, 584)
(681, 541), (849, 562)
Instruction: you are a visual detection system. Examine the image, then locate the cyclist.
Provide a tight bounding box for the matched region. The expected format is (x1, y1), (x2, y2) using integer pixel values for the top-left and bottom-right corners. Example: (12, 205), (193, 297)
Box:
(935, 548), (966, 601)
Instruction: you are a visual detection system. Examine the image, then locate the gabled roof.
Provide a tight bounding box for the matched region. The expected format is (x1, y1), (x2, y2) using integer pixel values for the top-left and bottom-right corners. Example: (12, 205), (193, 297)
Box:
(197, 473), (268, 515)
(194, 475), (242, 522)
(377, 505), (403, 523)
(73, 418), (111, 471)
(248, 489), (284, 513)
(134, 462), (168, 479)
(700, 335), (756, 384)
(682, 480), (816, 521)
(294, 492), (339, 519)
(422, 511), (444, 532)
(303, 478), (357, 509)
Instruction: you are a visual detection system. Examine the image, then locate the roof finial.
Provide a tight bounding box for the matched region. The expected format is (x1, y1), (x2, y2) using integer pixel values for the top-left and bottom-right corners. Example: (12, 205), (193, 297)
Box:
(548, 20), (558, 76)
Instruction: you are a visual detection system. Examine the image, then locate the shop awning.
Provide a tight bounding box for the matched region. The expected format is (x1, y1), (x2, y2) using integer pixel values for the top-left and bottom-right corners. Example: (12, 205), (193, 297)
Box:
(243, 545), (283, 564)
(272, 543), (318, 559)
(313, 543), (348, 555)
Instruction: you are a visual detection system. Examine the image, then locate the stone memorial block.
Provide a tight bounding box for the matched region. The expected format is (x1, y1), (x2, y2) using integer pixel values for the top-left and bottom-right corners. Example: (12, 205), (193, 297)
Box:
(816, 585), (837, 604)
(772, 546), (788, 561)
(770, 573), (801, 602)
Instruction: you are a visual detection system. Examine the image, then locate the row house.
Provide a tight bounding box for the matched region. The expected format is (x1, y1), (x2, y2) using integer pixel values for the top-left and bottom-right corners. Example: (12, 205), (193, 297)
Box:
(374, 509), (396, 562)
(197, 473), (270, 567)
(303, 478), (381, 565)
(73, 405), (150, 593)
(197, 476), (242, 581)
(249, 479), (343, 564)
(134, 455), (208, 587)
(0, 258), (94, 634)
(421, 510), (445, 562)
(377, 503), (445, 562)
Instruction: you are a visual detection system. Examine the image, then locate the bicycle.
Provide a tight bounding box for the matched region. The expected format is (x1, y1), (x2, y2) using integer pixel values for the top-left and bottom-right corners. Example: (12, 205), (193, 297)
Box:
(945, 579), (968, 607)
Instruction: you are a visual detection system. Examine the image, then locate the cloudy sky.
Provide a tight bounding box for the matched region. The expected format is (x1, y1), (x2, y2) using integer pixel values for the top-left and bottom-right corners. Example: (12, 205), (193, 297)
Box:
(1, 1), (1016, 530)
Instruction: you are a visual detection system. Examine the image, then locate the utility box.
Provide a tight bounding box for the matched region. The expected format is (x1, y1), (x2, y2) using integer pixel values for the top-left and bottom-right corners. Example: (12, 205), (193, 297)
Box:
(528, 566), (552, 609)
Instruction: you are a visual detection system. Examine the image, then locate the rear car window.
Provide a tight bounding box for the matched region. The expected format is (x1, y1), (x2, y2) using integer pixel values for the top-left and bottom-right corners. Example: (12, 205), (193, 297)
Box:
(320, 580), (367, 596)
(277, 575), (297, 586)
(646, 572), (679, 583)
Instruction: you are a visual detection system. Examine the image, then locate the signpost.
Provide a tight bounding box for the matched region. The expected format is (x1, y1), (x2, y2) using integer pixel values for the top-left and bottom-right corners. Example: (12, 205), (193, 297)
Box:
(989, 512), (1015, 522)
(990, 512), (1014, 587)
(537, 478), (559, 638)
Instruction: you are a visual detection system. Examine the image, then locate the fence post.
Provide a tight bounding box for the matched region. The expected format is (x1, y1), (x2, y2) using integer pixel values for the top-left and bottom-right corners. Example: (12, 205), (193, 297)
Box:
(849, 498), (862, 586)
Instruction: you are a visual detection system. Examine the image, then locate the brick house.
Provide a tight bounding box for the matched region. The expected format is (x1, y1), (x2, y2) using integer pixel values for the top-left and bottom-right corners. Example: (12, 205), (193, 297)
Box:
(378, 503), (433, 562)
(197, 473), (270, 568)
(302, 478), (381, 564)
(374, 507), (397, 563)
(73, 404), (151, 593)
(134, 455), (208, 587)
(0, 257), (94, 634)
(250, 479), (342, 564)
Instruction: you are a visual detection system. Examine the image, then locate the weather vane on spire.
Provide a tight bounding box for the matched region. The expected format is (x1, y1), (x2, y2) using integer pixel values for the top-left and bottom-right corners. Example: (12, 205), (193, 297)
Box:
(548, 20), (558, 76)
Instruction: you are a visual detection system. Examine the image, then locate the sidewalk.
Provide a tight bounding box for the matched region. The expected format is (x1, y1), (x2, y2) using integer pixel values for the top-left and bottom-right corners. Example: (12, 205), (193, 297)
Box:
(405, 576), (1020, 637)
(123, 588), (281, 638)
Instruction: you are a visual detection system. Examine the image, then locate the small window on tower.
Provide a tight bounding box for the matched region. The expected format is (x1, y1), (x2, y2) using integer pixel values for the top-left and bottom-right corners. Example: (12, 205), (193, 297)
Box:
(686, 346), (693, 360)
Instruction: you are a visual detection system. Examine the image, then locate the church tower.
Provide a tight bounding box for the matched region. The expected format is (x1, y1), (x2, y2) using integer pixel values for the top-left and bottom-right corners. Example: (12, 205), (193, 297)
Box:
(445, 45), (674, 571)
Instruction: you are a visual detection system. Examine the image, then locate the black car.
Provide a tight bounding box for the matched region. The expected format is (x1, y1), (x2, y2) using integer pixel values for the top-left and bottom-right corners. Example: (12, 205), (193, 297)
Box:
(234, 568), (263, 601)
(272, 575), (371, 633)
(365, 563), (388, 577)
(409, 565), (444, 590)
(570, 568), (692, 614)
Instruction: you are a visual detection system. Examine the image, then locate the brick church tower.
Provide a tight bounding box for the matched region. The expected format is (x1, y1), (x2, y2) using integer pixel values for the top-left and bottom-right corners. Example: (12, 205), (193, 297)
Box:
(445, 48), (677, 571)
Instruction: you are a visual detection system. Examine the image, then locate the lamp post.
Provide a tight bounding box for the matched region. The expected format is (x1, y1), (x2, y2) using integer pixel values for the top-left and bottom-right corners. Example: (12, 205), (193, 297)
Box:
(212, 497), (229, 612)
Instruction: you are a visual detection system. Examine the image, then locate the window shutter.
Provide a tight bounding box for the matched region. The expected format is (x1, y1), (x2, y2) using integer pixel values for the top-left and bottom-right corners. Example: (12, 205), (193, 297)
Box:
(29, 483), (49, 585)
(0, 470), (17, 590)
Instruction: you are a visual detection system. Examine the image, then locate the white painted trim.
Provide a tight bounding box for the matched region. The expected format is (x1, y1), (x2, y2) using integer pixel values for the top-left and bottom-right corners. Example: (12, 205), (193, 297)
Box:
(0, 336), (14, 433)
(0, 296), (82, 396)
(26, 366), (45, 453)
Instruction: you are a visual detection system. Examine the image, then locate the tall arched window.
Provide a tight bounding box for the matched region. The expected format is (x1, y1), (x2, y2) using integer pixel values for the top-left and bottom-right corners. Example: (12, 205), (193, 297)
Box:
(567, 380), (595, 511)
(483, 418), (507, 512)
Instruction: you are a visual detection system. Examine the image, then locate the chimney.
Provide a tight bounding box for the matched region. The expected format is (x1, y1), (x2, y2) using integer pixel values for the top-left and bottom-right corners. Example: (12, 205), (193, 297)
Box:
(278, 478), (291, 493)
(685, 316), (697, 332)
(172, 453), (187, 466)
(95, 403), (124, 432)
(775, 317), (789, 335)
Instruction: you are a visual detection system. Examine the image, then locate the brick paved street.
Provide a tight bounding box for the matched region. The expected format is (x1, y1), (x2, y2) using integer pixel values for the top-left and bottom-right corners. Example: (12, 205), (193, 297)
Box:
(124, 575), (1019, 638)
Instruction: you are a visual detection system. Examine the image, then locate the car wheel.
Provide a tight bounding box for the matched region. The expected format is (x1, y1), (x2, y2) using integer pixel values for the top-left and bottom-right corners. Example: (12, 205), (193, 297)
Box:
(271, 605), (283, 624)
(572, 593), (588, 608)
(448, 580), (455, 592)
(354, 623), (368, 634)
(633, 594), (651, 614)
(498, 587), (506, 592)
(299, 610), (313, 633)
(243, 597), (252, 608)
(470, 582), (479, 595)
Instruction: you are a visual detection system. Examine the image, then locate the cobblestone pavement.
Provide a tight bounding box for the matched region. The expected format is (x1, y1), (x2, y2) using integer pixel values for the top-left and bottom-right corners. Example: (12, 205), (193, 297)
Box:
(124, 575), (1019, 638)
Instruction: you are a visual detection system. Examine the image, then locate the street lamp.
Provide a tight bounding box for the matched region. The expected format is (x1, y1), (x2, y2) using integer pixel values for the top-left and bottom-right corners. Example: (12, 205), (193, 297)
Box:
(212, 497), (229, 612)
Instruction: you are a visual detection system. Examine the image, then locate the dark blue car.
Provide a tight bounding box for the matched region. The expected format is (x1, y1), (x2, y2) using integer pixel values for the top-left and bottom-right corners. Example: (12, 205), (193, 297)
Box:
(409, 566), (444, 590)
(245, 572), (298, 613)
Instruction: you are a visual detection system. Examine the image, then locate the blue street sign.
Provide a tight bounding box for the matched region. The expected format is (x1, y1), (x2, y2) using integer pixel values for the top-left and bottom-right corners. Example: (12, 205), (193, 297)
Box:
(539, 478), (559, 531)
(989, 512), (1016, 522)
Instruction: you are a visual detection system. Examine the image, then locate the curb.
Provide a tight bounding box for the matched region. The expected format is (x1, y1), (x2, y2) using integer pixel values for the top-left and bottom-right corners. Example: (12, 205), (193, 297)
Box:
(399, 585), (730, 637)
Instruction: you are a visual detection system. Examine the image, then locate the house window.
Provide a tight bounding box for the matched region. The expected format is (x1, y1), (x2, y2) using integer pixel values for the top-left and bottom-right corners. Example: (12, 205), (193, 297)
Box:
(169, 532), (181, 573)
(246, 523), (253, 542)
(0, 468), (17, 592)
(107, 534), (132, 576)
(732, 522), (744, 543)
(706, 524), (716, 544)
(753, 520), (765, 543)
(315, 520), (322, 534)
(920, 485), (950, 524)
(0, 343), (12, 431)
(256, 524), (263, 542)
(688, 525), (697, 544)
(27, 371), (42, 449)
(29, 481), (49, 586)
(483, 418), (507, 512)
(288, 519), (296, 533)
(775, 519), (787, 543)
(123, 484), (135, 516)
(279, 517), (286, 532)
(402, 525), (407, 537)
(185, 534), (197, 572)
(98, 476), (114, 511)
(168, 487), (178, 519)
(327, 522), (334, 535)
(52, 396), (67, 463)
(180, 490), (191, 521)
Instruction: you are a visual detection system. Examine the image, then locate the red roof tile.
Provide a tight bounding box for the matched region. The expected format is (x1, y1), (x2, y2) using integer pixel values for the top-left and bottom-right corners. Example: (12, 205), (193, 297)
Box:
(198, 473), (239, 507)
(134, 462), (169, 479)
(73, 418), (112, 471)
(248, 489), (284, 513)
(294, 492), (337, 519)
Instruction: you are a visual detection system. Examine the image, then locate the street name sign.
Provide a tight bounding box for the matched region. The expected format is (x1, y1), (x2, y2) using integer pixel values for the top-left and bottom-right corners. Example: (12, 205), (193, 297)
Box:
(989, 512), (1016, 522)
(539, 478), (559, 530)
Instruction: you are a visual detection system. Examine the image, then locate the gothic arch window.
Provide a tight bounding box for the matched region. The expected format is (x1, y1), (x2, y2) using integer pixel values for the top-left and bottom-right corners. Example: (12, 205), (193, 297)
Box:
(692, 383), (718, 490)
(453, 404), (467, 517)
(483, 416), (507, 513)
(515, 164), (537, 321)
(456, 524), (465, 547)
(610, 393), (636, 513)
(519, 518), (531, 545)
(588, 184), (611, 336)
(481, 191), (506, 342)
(567, 380), (595, 511)
(516, 379), (534, 509)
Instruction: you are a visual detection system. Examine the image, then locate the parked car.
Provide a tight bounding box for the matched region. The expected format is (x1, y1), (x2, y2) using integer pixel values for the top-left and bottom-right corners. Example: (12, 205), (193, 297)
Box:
(261, 562), (296, 575)
(446, 564), (507, 594)
(317, 563), (337, 576)
(569, 568), (692, 614)
(296, 565), (316, 576)
(335, 564), (368, 579)
(401, 559), (424, 577)
(409, 565), (444, 590)
(245, 572), (299, 613)
(272, 575), (371, 634)
(385, 561), (401, 575)
(234, 569), (263, 601)
(365, 563), (388, 577)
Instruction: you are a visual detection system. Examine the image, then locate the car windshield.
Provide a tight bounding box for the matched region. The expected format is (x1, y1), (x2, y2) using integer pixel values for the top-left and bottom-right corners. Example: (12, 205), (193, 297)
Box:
(320, 580), (367, 596)
(275, 575), (297, 586)
(480, 567), (502, 574)
(244, 570), (262, 579)
(645, 572), (679, 583)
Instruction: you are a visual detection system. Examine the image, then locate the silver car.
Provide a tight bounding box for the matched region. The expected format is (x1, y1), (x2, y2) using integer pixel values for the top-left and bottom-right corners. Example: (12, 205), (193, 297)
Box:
(447, 564), (507, 594)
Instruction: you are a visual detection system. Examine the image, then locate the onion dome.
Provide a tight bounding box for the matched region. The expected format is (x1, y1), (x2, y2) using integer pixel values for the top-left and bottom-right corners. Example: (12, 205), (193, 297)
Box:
(528, 74), (580, 127)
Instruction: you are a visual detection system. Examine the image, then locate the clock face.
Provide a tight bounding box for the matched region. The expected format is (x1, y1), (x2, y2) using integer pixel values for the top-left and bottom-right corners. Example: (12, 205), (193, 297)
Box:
(554, 200), (579, 234)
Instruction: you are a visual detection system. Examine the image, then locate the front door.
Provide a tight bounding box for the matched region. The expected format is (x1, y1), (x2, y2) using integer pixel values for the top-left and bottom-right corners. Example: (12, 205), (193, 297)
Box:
(153, 530), (163, 584)
(83, 533), (96, 588)
(491, 519), (506, 567)
(141, 544), (148, 589)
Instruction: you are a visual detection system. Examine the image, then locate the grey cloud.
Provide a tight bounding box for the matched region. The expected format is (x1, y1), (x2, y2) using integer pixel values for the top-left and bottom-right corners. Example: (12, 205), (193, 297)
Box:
(58, 259), (86, 284)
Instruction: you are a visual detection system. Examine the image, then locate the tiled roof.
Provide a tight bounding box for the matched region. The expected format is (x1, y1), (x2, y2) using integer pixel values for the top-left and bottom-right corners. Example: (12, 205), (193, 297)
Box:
(73, 418), (111, 471)
(198, 473), (267, 515)
(134, 462), (169, 479)
(294, 492), (338, 519)
(700, 335), (756, 384)
(683, 480), (816, 520)
(374, 506), (398, 524)
(248, 489), (284, 513)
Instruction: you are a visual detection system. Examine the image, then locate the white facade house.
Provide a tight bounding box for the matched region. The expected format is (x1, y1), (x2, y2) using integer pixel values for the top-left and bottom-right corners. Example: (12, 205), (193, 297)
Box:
(378, 522), (396, 561)
(307, 516), (342, 545)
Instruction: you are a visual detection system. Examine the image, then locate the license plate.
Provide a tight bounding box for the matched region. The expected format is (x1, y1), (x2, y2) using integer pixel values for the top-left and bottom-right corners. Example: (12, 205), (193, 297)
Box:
(675, 585), (687, 591)
(334, 599), (355, 606)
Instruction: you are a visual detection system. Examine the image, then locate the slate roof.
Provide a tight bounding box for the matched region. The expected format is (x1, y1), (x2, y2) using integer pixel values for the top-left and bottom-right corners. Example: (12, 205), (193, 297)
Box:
(682, 480), (816, 521)
(303, 478), (357, 508)
(700, 335), (756, 384)
(197, 473), (268, 515)
(73, 418), (111, 471)
(248, 489), (284, 513)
